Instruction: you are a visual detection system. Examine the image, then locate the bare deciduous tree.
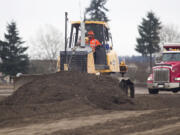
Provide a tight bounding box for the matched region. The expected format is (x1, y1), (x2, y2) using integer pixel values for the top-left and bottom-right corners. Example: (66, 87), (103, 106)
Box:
(160, 24), (180, 44)
(154, 24), (180, 62)
(30, 25), (64, 72)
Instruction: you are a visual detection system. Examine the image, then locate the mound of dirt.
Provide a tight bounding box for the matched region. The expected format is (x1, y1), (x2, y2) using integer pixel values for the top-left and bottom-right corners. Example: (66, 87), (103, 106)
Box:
(0, 72), (133, 110)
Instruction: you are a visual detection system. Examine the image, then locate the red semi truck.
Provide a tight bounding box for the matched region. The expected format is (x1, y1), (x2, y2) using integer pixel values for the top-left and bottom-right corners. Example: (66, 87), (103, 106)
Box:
(147, 43), (180, 94)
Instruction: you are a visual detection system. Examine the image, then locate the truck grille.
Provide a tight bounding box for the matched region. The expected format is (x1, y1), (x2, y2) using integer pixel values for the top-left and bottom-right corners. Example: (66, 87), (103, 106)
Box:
(153, 68), (170, 82)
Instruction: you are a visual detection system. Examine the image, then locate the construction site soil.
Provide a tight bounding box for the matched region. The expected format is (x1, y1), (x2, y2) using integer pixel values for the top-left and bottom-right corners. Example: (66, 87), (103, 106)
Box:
(1, 72), (180, 135)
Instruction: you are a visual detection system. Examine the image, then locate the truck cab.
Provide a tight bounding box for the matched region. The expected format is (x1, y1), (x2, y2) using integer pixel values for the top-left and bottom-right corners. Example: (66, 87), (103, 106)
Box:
(147, 43), (180, 94)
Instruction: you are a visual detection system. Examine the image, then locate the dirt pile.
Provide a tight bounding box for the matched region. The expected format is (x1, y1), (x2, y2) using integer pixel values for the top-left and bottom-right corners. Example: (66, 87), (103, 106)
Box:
(1, 71), (133, 109)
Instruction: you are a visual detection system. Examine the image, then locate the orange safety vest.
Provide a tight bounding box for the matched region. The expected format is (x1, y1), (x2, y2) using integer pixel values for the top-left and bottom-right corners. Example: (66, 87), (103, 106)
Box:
(89, 39), (101, 51)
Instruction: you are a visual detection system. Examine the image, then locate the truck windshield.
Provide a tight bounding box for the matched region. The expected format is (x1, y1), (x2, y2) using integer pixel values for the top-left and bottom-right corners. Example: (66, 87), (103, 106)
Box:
(163, 53), (180, 61)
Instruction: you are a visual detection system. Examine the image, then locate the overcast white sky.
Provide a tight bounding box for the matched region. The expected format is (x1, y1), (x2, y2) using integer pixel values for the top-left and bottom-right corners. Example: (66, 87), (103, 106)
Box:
(0, 0), (180, 56)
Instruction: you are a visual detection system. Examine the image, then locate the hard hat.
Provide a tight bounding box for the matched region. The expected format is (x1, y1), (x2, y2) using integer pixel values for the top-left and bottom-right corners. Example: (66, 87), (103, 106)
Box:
(88, 31), (94, 35)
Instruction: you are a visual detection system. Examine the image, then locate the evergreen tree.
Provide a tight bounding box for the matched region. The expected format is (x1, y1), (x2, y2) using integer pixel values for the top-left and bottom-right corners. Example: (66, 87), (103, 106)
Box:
(135, 11), (161, 72)
(85, 0), (109, 22)
(0, 21), (29, 77)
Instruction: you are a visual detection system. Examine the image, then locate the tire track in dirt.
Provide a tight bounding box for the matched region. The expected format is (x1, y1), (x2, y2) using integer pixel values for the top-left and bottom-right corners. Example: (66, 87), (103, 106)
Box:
(127, 122), (180, 135)
(120, 116), (179, 130)
(0, 110), (154, 135)
(0, 89), (14, 97)
(53, 109), (180, 135)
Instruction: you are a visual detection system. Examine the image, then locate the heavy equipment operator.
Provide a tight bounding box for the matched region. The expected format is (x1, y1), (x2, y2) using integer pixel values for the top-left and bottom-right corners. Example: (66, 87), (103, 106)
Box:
(86, 30), (101, 52)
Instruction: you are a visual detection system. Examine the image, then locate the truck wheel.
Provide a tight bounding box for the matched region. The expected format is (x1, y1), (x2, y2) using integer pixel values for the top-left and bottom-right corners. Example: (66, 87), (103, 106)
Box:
(148, 89), (159, 94)
(172, 89), (178, 93)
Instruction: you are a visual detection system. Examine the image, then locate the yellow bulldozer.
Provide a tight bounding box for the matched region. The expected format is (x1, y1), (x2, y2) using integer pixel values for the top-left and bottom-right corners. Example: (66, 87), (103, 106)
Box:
(57, 13), (134, 98)
(14, 13), (134, 98)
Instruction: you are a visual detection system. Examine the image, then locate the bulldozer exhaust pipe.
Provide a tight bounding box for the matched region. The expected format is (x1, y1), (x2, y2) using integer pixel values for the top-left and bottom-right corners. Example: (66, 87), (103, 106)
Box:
(65, 12), (68, 64)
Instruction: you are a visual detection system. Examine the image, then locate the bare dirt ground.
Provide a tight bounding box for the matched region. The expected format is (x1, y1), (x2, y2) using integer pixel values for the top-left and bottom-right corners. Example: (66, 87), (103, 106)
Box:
(1, 95), (180, 135)
(0, 72), (180, 135)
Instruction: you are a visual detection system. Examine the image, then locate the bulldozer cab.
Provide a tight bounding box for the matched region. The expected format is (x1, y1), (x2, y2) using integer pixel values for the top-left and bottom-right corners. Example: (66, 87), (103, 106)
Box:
(69, 21), (111, 48)
(58, 21), (120, 74)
